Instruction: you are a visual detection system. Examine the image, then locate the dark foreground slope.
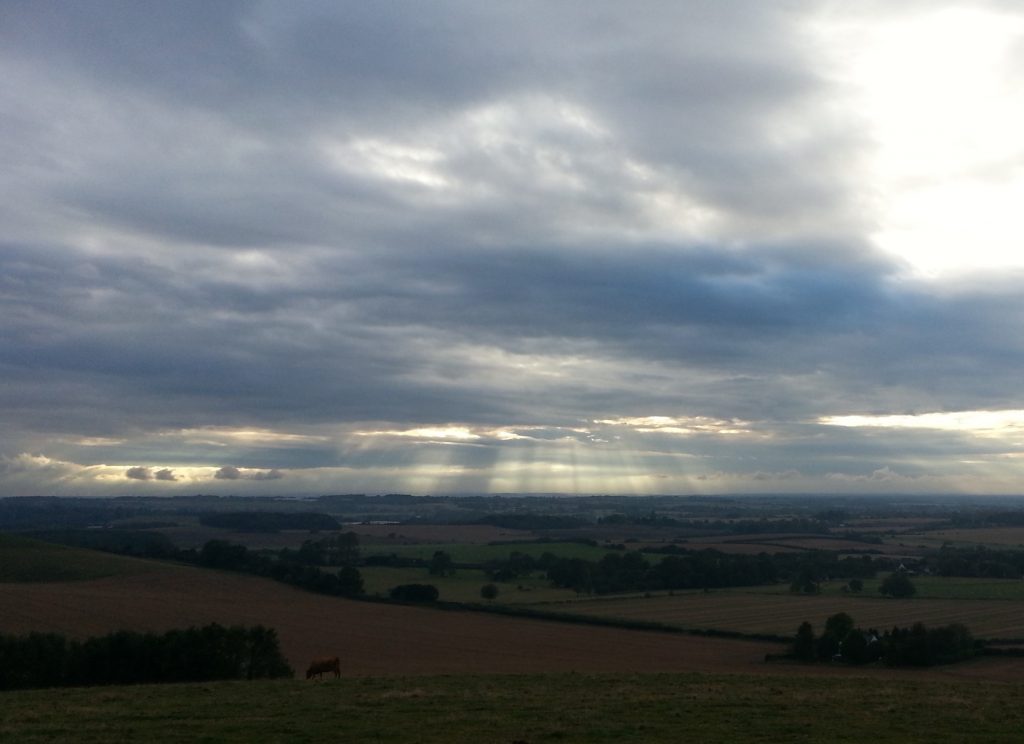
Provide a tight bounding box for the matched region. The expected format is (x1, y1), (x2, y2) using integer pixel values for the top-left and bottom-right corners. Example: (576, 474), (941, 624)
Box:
(3, 673), (1024, 744)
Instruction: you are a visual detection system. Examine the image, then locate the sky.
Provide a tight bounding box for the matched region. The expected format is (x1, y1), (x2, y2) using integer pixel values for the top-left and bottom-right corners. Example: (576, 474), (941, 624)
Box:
(2, 1), (1024, 498)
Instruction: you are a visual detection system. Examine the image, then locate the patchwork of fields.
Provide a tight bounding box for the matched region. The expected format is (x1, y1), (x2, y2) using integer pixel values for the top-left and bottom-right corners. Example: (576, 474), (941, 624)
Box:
(0, 562), (781, 677)
(6, 527), (1024, 686)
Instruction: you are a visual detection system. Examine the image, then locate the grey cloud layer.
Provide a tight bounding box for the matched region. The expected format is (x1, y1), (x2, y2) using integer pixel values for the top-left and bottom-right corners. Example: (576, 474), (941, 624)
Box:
(1, 1), (1022, 494)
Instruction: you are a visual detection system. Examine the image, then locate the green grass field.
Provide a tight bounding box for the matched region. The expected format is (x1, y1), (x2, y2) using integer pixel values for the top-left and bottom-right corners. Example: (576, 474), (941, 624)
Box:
(2, 673), (1022, 743)
(0, 533), (158, 583)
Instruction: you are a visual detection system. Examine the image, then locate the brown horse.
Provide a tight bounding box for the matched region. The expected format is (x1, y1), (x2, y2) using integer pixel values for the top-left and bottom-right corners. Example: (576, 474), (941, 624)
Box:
(306, 656), (341, 679)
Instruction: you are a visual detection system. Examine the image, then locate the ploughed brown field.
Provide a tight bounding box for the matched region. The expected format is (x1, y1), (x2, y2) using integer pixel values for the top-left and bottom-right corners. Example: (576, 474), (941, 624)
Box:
(919, 527), (1024, 548)
(0, 562), (777, 676)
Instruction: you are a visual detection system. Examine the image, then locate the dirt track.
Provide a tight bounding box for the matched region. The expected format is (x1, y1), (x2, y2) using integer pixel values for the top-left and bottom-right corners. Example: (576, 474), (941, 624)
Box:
(2, 564), (1022, 681)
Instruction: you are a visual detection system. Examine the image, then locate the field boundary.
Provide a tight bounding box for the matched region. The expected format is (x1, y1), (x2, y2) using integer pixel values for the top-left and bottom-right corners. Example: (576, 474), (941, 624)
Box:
(374, 595), (792, 644)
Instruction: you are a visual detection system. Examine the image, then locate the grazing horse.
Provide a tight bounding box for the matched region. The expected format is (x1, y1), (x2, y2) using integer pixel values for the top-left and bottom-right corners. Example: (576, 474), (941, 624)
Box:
(306, 656), (341, 679)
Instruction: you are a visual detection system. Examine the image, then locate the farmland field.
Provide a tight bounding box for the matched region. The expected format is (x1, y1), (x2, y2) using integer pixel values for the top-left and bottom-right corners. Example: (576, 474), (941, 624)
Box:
(544, 590), (1024, 639)
(0, 562), (781, 676)
(911, 527), (1024, 548)
(4, 672), (1024, 743)
(0, 533), (162, 582)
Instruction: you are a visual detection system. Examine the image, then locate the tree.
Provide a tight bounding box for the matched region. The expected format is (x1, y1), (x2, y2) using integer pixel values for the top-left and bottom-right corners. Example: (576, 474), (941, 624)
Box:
(335, 565), (364, 596)
(879, 571), (916, 598)
(793, 621), (816, 662)
(789, 568), (820, 595)
(480, 583), (499, 601)
(825, 612), (855, 641)
(297, 532), (360, 567)
(848, 578), (863, 593)
(428, 550), (455, 577)
(816, 612), (855, 661)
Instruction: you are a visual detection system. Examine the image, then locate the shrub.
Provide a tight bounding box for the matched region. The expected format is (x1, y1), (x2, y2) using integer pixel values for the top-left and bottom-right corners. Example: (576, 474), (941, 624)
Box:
(389, 584), (440, 603)
(879, 572), (916, 598)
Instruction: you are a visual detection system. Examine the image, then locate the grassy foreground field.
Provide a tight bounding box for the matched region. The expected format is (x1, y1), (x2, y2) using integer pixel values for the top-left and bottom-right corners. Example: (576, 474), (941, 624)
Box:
(3, 673), (1024, 743)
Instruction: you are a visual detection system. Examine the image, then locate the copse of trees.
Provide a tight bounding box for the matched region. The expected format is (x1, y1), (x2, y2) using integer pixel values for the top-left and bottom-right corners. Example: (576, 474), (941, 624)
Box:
(924, 545), (1024, 579)
(484, 551), (538, 582)
(791, 614), (976, 667)
(0, 624), (292, 690)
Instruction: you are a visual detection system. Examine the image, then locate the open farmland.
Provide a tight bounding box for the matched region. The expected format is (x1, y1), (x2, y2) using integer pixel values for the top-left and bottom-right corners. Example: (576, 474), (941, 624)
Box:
(5, 553), (1024, 683)
(544, 590), (1024, 640)
(4, 673), (1024, 744)
(0, 561), (782, 676)
(912, 526), (1024, 549)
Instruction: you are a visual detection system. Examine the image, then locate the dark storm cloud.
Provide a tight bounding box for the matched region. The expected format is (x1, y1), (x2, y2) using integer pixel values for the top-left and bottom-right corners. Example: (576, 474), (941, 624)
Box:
(252, 469), (284, 481)
(215, 466), (242, 481)
(125, 466), (151, 481)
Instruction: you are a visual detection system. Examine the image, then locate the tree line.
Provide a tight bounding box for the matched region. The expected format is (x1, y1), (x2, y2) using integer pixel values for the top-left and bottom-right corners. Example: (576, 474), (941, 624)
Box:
(198, 511), (341, 532)
(791, 612), (976, 667)
(196, 535), (364, 597)
(483, 548), (882, 595)
(923, 545), (1024, 579)
(0, 624), (292, 690)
